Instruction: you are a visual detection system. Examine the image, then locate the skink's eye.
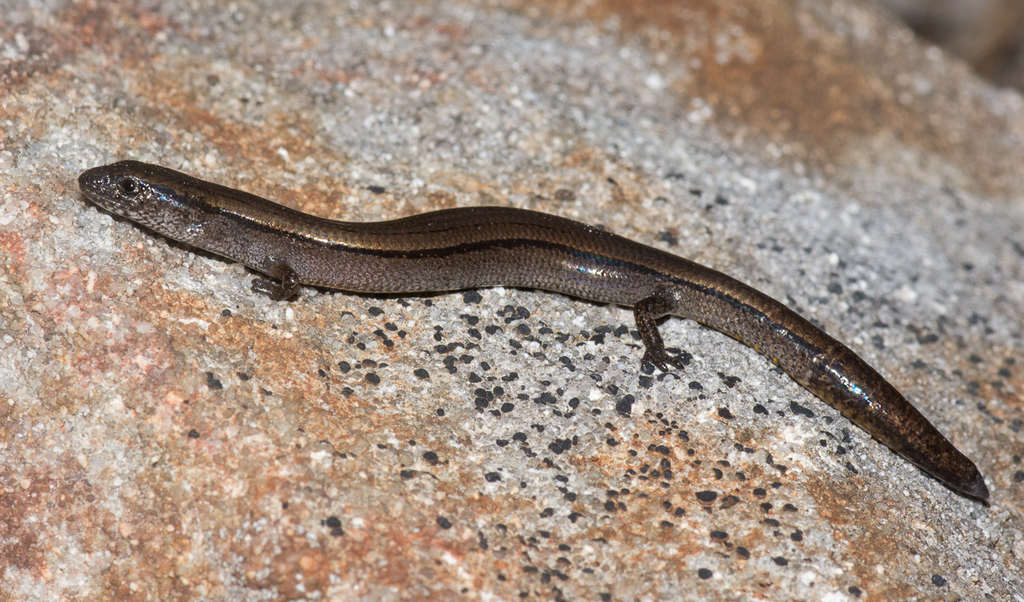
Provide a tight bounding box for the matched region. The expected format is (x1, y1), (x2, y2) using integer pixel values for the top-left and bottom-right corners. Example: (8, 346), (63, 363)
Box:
(118, 177), (139, 197)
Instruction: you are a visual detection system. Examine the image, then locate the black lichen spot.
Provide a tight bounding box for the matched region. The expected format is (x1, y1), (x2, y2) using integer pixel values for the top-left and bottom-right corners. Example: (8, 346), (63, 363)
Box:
(325, 516), (341, 528)
(615, 395), (635, 415)
(736, 547), (750, 558)
(437, 516), (453, 529)
(789, 401), (814, 417)
(753, 404), (768, 415)
(710, 530), (728, 541)
(423, 451), (439, 465)
(338, 361), (351, 373)
(205, 372), (223, 390)
(720, 495), (740, 509)
(848, 586), (862, 597)
(718, 373), (741, 388)
(535, 392), (557, 405)
(549, 439), (572, 454)
(772, 556), (789, 566)
(366, 185), (386, 194)
(400, 469), (414, 479)
(931, 574), (947, 587)
(414, 368), (430, 380)
(463, 291), (483, 304)
(368, 306), (384, 316)
(695, 491), (717, 503)
(790, 529), (803, 542)
(365, 373), (381, 385)
(485, 472), (502, 482)
(660, 520), (674, 528)
(187, 429), (200, 439)
(753, 488), (767, 498)
(697, 568), (713, 579)
(717, 407), (734, 420)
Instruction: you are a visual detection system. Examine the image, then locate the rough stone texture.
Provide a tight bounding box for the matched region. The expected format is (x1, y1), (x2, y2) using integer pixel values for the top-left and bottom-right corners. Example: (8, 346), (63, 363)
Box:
(1, 0), (1022, 600)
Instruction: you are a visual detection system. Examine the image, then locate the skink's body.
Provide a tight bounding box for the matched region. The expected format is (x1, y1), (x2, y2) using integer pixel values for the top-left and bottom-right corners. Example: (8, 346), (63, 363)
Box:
(78, 160), (989, 499)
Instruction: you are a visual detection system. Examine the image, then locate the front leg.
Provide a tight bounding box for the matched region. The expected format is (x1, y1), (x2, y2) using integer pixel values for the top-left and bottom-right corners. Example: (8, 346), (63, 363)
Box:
(251, 258), (301, 301)
(633, 287), (688, 373)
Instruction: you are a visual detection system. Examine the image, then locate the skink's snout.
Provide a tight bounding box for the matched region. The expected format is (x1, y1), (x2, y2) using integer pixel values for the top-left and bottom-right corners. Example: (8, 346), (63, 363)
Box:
(78, 165), (111, 199)
(78, 161), (156, 218)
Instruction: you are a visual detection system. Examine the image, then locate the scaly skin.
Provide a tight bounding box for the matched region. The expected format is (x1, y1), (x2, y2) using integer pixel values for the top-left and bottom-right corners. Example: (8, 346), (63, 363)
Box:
(78, 160), (989, 500)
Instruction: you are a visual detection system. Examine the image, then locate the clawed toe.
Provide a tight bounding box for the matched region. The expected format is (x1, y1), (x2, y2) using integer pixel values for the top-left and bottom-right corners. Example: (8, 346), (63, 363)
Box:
(642, 350), (686, 374)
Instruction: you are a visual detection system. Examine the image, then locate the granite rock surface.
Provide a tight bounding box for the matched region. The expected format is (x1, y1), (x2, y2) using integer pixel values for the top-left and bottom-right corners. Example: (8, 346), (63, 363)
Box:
(1, 0), (1022, 600)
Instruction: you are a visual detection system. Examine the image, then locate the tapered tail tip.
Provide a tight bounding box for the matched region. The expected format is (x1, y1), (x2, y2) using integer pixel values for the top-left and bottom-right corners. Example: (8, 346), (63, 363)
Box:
(957, 471), (990, 500)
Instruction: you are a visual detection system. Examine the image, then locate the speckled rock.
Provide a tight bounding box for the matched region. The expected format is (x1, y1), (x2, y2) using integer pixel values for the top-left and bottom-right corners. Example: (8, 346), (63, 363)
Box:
(0, 0), (1022, 600)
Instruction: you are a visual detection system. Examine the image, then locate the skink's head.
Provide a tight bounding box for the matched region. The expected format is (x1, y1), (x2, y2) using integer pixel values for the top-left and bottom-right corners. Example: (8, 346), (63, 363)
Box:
(79, 160), (209, 243)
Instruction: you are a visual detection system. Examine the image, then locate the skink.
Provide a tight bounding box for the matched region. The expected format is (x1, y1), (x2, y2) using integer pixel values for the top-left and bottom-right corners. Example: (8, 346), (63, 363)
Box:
(78, 160), (989, 500)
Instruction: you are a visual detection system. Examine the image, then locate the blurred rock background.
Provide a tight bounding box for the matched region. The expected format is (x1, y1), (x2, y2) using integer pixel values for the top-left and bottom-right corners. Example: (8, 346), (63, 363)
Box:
(878, 0), (1024, 89)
